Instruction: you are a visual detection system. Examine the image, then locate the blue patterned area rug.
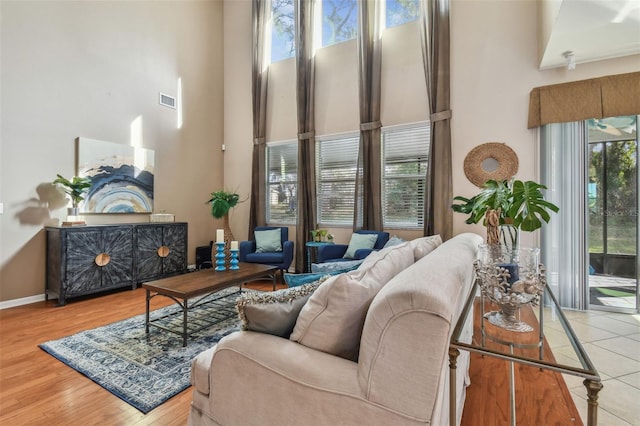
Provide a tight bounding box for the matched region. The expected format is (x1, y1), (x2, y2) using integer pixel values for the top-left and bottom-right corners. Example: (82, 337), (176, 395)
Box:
(39, 287), (243, 414)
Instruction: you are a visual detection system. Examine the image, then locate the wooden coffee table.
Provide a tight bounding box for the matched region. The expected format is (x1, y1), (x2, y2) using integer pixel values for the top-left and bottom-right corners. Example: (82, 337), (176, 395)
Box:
(143, 263), (278, 346)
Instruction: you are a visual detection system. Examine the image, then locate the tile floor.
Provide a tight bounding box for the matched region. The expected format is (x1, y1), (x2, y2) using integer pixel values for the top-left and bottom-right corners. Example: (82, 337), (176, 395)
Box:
(560, 309), (640, 425)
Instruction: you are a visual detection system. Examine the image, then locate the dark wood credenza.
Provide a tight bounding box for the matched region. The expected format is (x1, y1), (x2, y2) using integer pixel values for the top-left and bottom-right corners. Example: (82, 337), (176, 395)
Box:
(46, 222), (188, 305)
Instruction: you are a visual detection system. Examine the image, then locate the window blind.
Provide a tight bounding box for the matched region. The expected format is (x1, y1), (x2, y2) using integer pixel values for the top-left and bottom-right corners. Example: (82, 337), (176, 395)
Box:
(382, 122), (430, 228)
(266, 141), (298, 224)
(316, 134), (360, 225)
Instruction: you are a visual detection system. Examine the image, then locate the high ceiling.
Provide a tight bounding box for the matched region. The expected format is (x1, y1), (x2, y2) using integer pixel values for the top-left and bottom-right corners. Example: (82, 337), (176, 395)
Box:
(540, 0), (640, 69)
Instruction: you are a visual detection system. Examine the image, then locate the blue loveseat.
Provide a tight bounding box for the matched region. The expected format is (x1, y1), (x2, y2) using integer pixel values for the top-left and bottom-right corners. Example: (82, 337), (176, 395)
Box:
(316, 230), (389, 264)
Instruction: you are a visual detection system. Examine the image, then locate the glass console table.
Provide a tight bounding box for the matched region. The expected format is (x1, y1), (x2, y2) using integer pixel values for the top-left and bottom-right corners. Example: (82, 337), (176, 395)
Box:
(449, 277), (602, 426)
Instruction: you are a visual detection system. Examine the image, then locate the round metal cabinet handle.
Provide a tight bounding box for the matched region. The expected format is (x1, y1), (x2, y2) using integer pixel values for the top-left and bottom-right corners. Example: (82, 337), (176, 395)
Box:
(157, 246), (171, 258)
(95, 253), (111, 267)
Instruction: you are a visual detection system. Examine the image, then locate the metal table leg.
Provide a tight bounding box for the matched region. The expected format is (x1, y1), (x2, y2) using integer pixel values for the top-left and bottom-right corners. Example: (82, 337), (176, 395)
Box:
(145, 289), (151, 335)
(585, 378), (603, 426)
(182, 298), (188, 347)
(449, 347), (460, 426)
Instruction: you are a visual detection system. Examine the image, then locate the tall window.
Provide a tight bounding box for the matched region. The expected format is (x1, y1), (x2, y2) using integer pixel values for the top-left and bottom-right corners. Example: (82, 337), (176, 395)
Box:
(385, 0), (420, 28)
(266, 141), (298, 224)
(271, 0), (295, 63)
(382, 122), (430, 228)
(316, 133), (360, 225)
(321, 0), (357, 47)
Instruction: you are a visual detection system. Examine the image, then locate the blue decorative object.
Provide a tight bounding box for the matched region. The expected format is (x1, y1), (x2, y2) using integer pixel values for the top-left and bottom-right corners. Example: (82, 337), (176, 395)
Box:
(215, 242), (226, 271)
(230, 249), (239, 270)
(498, 263), (519, 286)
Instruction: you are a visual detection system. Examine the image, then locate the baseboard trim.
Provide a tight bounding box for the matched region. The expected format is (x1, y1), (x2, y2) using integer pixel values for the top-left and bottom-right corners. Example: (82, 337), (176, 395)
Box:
(0, 294), (46, 310)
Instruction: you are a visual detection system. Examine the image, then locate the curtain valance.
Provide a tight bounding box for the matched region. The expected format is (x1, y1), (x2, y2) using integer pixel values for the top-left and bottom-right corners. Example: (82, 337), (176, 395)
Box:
(528, 71), (640, 129)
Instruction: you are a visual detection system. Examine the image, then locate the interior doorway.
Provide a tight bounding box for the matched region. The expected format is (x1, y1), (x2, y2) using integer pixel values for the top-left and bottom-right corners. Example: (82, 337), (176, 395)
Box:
(587, 115), (639, 312)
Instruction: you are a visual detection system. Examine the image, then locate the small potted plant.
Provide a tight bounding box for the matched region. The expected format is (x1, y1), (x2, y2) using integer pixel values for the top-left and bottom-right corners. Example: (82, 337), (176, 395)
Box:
(206, 190), (242, 258)
(451, 179), (559, 249)
(52, 174), (92, 217)
(206, 190), (240, 220)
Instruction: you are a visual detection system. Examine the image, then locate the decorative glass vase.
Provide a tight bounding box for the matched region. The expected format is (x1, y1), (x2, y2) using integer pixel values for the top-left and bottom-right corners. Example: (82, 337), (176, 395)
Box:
(476, 244), (544, 332)
(499, 223), (519, 252)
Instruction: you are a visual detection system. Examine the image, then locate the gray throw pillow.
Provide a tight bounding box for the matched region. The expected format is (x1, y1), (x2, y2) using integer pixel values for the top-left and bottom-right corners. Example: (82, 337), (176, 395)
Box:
(236, 279), (325, 338)
(343, 233), (378, 258)
(254, 228), (282, 253)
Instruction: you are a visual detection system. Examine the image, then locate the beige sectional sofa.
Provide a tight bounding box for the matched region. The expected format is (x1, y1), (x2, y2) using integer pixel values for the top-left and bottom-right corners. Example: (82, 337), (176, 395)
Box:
(189, 232), (483, 426)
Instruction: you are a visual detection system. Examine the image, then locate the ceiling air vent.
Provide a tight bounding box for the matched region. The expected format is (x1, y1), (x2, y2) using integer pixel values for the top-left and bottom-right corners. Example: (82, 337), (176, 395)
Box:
(159, 93), (176, 109)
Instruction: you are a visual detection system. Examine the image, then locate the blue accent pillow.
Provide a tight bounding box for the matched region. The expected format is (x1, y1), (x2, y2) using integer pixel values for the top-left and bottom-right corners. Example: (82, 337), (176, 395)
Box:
(255, 229), (282, 253)
(285, 261), (362, 288)
(284, 272), (328, 287)
(311, 260), (363, 274)
(384, 235), (406, 248)
(343, 233), (377, 258)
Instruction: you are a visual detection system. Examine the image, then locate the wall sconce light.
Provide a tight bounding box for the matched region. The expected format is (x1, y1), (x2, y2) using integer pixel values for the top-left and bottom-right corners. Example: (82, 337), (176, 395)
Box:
(562, 50), (576, 70)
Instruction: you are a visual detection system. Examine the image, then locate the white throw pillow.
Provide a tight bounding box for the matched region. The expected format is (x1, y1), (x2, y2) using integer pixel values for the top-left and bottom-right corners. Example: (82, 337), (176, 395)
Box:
(290, 241), (415, 361)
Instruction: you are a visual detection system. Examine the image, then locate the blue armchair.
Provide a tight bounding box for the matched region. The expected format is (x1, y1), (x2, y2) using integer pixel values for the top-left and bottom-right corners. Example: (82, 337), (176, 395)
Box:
(239, 226), (294, 277)
(316, 230), (389, 263)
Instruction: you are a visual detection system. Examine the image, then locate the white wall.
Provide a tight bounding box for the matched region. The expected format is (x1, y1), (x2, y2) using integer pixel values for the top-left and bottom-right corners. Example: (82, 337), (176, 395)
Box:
(0, 0), (224, 302)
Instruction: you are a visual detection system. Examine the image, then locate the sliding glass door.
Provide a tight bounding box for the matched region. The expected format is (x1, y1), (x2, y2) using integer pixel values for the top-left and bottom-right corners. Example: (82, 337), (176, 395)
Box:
(587, 116), (639, 312)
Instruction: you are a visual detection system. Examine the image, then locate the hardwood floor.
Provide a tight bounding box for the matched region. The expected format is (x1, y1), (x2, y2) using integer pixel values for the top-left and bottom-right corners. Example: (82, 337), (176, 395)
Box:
(0, 280), (285, 426)
(1, 279), (579, 425)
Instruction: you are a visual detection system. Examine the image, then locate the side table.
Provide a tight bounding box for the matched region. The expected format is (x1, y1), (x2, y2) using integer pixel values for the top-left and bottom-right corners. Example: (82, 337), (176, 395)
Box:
(305, 241), (334, 272)
(449, 277), (602, 425)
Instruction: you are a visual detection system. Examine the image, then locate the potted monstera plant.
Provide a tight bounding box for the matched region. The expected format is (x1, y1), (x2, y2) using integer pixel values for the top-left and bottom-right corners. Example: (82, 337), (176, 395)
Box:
(451, 179), (559, 250)
(52, 174), (92, 217)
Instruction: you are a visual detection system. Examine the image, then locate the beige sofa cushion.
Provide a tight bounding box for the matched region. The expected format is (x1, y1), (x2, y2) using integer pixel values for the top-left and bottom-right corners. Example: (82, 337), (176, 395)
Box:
(409, 234), (442, 261)
(290, 241), (415, 361)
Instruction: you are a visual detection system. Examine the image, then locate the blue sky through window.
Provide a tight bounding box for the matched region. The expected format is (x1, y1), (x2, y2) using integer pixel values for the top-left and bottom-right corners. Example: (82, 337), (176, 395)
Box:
(271, 0), (295, 63)
(386, 0), (419, 28)
(322, 0), (357, 47)
(270, 0), (421, 63)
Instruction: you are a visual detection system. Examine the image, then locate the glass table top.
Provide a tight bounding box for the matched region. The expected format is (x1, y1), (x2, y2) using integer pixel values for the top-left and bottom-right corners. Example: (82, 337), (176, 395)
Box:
(451, 277), (600, 381)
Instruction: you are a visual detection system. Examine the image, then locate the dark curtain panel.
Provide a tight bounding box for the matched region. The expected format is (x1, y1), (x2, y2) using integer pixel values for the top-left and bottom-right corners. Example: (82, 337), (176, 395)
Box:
(354, 0), (383, 231)
(248, 0), (270, 236)
(420, 0), (452, 240)
(294, 0), (317, 273)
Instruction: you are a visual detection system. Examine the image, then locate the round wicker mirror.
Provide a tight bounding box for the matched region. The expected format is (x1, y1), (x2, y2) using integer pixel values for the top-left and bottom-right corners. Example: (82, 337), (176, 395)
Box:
(463, 142), (519, 187)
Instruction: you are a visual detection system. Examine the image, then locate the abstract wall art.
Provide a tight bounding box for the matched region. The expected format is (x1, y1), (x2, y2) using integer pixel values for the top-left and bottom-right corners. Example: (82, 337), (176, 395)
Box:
(77, 137), (154, 213)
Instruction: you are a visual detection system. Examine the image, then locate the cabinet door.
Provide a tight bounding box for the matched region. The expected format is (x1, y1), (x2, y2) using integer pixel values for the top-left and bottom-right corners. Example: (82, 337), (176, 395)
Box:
(65, 227), (134, 295)
(162, 224), (187, 275)
(100, 226), (134, 289)
(65, 230), (103, 295)
(136, 225), (164, 282)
